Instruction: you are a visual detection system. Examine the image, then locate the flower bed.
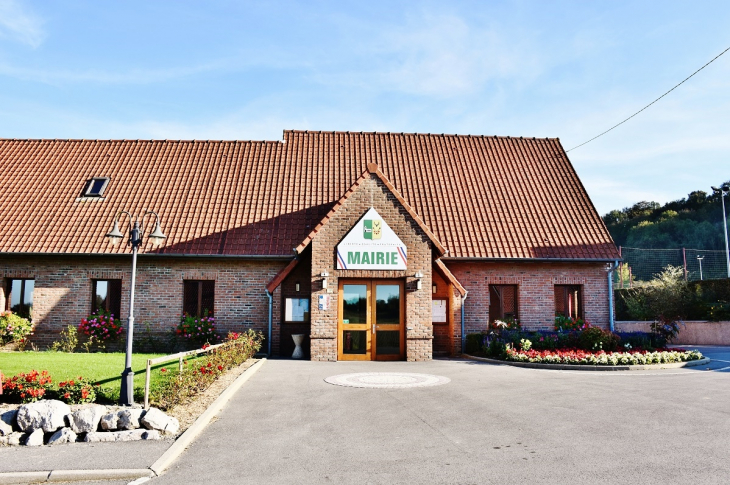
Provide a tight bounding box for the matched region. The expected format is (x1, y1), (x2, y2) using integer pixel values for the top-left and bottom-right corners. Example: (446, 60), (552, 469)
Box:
(504, 347), (704, 366)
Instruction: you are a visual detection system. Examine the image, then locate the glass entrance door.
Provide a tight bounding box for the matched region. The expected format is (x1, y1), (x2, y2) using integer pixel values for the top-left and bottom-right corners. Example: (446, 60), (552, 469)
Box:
(338, 280), (405, 361)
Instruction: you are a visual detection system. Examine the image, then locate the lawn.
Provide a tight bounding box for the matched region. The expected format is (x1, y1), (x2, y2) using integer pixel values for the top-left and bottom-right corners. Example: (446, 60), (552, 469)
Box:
(0, 352), (197, 402)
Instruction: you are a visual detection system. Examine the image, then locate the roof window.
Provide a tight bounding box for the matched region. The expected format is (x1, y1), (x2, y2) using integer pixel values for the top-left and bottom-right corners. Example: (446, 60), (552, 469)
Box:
(83, 177), (110, 197)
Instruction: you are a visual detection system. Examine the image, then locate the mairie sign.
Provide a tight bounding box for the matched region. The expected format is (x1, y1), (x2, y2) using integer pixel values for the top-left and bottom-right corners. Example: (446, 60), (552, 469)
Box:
(336, 207), (407, 270)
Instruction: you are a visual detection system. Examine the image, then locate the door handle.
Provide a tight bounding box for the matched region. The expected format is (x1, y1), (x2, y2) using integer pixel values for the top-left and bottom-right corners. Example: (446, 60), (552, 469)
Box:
(372, 325), (376, 334)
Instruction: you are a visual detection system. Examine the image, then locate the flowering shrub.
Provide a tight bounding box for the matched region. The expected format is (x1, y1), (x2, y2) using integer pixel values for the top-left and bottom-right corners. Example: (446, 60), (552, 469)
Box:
(152, 329), (263, 410)
(58, 377), (97, 404)
(0, 311), (33, 346)
(554, 316), (589, 332)
(504, 347), (703, 366)
(177, 312), (219, 346)
(78, 310), (123, 350)
(577, 327), (620, 352)
(1, 370), (53, 403)
(489, 317), (521, 331)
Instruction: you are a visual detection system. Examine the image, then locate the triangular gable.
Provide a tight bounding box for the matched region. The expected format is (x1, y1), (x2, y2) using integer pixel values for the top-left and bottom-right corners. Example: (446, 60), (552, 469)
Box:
(294, 163), (446, 255)
(336, 207), (408, 270)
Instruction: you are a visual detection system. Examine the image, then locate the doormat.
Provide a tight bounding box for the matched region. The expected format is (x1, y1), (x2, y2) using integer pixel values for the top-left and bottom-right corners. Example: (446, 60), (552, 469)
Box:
(324, 372), (450, 389)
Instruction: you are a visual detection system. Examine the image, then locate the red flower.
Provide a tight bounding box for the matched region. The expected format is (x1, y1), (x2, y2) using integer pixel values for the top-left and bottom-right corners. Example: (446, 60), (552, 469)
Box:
(217, 365), (223, 371)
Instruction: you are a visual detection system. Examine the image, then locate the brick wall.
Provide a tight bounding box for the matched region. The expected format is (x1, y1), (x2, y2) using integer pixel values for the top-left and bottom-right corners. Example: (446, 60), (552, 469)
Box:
(446, 261), (611, 354)
(309, 175), (434, 361)
(0, 255), (285, 349)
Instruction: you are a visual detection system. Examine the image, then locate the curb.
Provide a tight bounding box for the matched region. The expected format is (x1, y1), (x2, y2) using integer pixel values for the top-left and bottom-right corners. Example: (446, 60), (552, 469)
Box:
(0, 469), (153, 484)
(0, 358), (266, 484)
(149, 358), (266, 476)
(464, 354), (712, 371)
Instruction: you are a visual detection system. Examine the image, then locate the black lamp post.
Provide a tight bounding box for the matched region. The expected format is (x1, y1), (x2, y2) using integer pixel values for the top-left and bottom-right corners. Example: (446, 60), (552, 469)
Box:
(711, 185), (730, 279)
(106, 210), (166, 406)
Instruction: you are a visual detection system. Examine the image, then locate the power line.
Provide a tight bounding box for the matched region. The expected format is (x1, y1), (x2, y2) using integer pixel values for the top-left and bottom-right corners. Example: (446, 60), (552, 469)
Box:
(566, 45), (730, 153)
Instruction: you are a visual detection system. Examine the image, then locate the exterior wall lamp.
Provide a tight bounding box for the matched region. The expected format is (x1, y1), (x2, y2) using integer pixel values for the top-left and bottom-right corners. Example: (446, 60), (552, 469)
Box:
(321, 271), (329, 289)
(106, 210), (166, 406)
(414, 271), (424, 290)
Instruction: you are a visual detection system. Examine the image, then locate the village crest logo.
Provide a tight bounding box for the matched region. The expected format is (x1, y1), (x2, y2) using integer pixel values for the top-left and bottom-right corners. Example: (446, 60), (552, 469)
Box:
(336, 208), (407, 270)
(363, 219), (382, 240)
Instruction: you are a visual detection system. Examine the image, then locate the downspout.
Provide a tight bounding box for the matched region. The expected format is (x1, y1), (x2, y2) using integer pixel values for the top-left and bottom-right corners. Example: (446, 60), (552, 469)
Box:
(265, 289), (273, 357)
(461, 290), (468, 354)
(607, 260), (619, 332)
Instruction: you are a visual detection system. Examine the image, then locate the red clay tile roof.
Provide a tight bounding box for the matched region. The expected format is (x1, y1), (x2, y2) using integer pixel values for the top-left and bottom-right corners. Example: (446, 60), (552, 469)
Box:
(0, 131), (619, 260)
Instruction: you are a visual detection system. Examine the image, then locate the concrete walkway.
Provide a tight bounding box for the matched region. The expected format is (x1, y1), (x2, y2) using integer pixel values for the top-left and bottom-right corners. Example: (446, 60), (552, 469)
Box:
(152, 348), (730, 485)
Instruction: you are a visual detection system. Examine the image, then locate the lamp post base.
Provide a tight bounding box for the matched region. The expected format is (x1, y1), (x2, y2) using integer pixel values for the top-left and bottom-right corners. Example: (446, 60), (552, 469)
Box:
(119, 368), (135, 406)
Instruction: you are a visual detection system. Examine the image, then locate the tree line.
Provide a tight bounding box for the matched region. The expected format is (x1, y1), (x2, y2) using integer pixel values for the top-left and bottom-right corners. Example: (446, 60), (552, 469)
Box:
(602, 181), (730, 249)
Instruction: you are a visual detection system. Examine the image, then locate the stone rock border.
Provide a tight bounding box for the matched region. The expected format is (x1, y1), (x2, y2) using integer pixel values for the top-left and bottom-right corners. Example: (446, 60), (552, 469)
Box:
(464, 354), (712, 371)
(0, 358), (267, 484)
(324, 372), (451, 388)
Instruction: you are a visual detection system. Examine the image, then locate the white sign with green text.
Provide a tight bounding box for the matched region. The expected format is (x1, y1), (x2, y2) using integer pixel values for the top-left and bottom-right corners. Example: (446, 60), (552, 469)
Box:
(336, 207), (407, 270)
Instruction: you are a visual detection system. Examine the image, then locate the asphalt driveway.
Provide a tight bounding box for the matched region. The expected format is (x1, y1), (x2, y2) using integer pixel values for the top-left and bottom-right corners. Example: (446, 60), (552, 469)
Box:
(154, 348), (730, 484)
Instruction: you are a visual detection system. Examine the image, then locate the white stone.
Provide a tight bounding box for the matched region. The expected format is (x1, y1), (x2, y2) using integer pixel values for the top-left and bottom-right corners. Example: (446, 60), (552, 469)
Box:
(69, 405), (106, 434)
(16, 400), (71, 432)
(140, 407), (179, 435)
(7, 432), (24, 446)
(0, 410), (17, 436)
(142, 429), (161, 440)
(100, 412), (118, 431)
(117, 408), (146, 430)
(48, 427), (77, 445)
(84, 429), (147, 443)
(24, 429), (45, 446)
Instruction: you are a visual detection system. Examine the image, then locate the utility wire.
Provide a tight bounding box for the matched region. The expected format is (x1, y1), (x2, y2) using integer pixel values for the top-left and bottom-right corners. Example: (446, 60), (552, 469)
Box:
(566, 45), (730, 152)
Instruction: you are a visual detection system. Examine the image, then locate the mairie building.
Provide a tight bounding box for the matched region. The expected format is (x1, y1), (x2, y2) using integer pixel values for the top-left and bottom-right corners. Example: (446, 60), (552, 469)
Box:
(0, 130), (620, 361)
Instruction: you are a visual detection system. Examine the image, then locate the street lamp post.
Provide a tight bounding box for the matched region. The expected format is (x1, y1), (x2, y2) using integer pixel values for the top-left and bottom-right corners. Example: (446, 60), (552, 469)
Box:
(711, 185), (730, 279)
(697, 255), (704, 281)
(106, 210), (166, 406)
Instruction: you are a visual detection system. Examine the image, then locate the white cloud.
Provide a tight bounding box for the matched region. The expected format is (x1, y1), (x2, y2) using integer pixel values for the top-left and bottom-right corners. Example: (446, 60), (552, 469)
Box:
(0, 0), (44, 48)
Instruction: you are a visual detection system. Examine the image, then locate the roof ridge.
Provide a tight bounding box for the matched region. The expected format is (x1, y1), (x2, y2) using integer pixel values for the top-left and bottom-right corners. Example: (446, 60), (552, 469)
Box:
(282, 130), (557, 140)
(0, 138), (284, 144)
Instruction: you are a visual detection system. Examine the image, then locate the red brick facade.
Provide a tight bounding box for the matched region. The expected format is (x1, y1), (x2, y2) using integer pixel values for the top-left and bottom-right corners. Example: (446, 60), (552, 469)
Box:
(0, 256), (286, 350)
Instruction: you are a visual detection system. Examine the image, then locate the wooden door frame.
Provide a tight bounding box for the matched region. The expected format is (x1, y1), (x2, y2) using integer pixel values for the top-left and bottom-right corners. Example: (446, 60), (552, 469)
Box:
(337, 279), (405, 361)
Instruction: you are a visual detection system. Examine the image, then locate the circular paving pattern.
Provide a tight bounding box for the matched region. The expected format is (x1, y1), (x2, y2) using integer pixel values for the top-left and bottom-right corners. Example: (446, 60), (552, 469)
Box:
(324, 372), (450, 389)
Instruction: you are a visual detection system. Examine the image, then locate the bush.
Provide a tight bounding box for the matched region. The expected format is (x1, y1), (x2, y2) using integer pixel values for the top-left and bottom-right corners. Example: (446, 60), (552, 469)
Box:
(57, 377), (97, 404)
(554, 316), (589, 332)
(465, 333), (489, 354)
(615, 331), (666, 351)
(578, 327), (620, 352)
(78, 310), (124, 351)
(489, 317), (521, 331)
(1, 370), (53, 403)
(48, 325), (79, 352)
(0, 311), (33, 347)
(177, 312), (219, 347)
(151, 329), (263, 410)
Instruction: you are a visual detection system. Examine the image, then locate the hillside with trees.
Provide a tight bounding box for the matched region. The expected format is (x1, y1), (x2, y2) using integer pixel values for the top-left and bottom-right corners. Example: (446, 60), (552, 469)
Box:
(602, 182), (730, 249)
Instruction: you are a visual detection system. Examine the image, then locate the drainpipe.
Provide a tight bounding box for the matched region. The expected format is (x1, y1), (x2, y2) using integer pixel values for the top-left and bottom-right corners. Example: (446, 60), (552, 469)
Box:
(461, 290), (468, 354)
(607, 260), (619, 332)
(265, 289), (273, 357)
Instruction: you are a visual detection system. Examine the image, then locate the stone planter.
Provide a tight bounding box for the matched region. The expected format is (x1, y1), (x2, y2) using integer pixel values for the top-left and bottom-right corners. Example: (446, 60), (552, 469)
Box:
(291, 334), (304, 359)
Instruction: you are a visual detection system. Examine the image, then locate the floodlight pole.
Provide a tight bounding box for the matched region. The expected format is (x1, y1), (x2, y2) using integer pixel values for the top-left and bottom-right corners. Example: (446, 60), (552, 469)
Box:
(106, 210), (166, 406)
(714, 186), (730, 279)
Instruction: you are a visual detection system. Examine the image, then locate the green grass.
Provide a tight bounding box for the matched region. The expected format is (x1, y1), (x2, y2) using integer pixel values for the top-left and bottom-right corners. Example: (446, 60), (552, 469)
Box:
(0, 351), (204, 403)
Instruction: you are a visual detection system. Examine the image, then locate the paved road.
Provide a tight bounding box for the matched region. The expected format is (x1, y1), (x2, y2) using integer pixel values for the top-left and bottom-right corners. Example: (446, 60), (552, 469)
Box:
(151, 347), (730, 485)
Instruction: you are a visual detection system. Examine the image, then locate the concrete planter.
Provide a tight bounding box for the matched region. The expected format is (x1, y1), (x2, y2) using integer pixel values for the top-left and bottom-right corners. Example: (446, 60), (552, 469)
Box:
(616, 320), (730, 346)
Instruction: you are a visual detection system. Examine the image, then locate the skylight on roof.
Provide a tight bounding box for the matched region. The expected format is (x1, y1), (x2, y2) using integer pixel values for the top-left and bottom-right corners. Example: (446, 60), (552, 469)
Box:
(84, 177), (110, 197)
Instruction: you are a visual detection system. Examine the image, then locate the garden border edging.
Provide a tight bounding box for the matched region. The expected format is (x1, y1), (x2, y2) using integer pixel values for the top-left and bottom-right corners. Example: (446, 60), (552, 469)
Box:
(463, 354), (711, 371)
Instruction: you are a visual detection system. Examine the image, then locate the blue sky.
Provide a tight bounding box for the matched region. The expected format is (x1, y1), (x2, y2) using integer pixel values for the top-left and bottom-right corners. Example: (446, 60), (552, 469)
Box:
(0, 0), (728, 215)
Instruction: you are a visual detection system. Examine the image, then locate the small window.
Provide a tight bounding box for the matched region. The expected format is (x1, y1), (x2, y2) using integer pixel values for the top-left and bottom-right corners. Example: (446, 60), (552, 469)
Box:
(554, 285), (582, 320)
(489, 285), (518, 322)
(183, 280), (215, 317)
(6, 278), (34, 319)
(83, 177), (110, 197)
(92, 279), (122, 317)
(285, 298), (310, 322)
